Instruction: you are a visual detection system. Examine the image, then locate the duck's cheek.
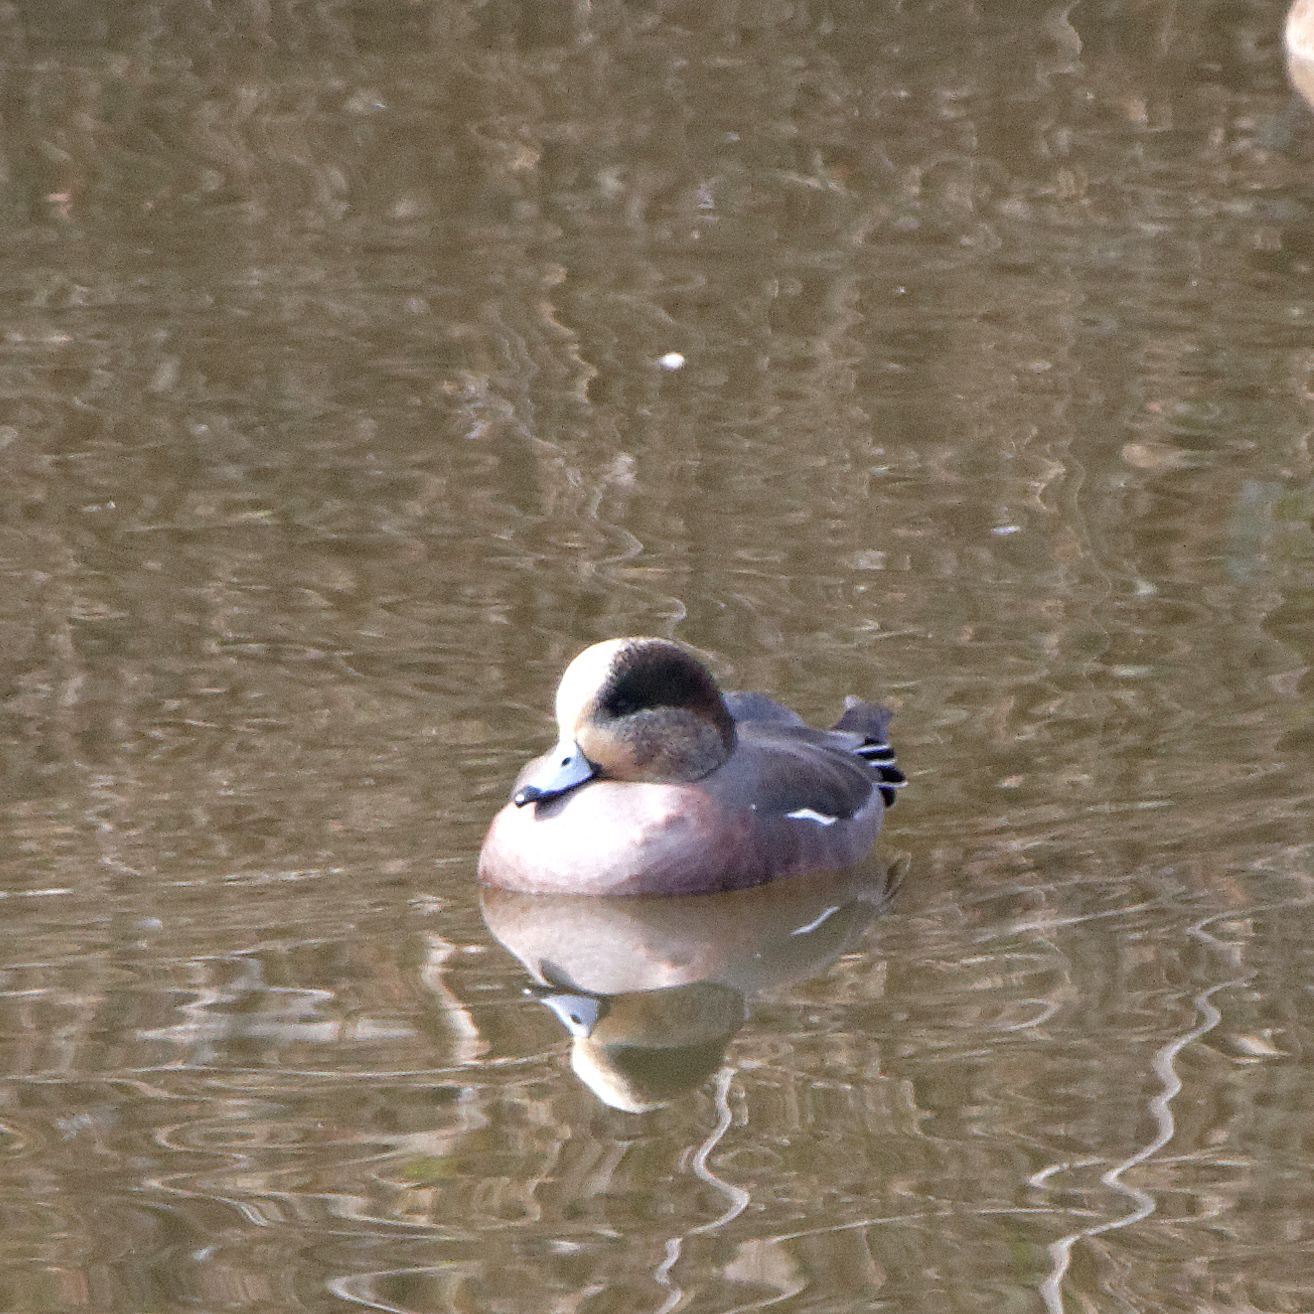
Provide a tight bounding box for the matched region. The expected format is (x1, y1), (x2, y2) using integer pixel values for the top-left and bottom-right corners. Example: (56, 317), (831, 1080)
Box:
(572, 729), (635, 783)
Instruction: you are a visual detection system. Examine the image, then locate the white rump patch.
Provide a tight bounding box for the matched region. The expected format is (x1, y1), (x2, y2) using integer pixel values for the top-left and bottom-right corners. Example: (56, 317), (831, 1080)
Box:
(786, 807), (839, 826)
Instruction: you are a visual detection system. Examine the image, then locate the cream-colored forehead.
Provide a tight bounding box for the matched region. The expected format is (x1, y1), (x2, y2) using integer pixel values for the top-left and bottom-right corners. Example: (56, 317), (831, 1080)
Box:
(554, 638), (644, 729)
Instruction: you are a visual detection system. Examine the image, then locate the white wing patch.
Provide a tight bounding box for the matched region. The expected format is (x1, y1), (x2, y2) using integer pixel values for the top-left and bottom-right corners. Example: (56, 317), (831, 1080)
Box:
(790, 904), (841, 936)
(786, 807), (839, 826)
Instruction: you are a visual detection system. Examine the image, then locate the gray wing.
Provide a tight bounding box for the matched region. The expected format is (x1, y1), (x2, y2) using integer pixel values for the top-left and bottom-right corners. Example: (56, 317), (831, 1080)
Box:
(734, 723), (884, 820)
(728, 694), (904, 815)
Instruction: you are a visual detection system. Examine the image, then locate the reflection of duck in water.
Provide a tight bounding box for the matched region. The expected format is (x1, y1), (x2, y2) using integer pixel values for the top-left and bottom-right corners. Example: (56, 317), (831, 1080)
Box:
(480, 637), (904, 896)
(535, 983), (748, 1114)
(481, 863), (899, 1110)
(1288, 0), (1314, 108)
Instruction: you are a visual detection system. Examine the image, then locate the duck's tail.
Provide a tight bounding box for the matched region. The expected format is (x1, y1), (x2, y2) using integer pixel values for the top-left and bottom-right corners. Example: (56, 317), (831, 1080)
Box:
(833, 698), (907, 809)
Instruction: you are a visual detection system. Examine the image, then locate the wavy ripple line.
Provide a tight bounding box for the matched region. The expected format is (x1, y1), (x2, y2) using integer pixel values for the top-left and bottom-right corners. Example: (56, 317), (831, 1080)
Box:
(653, 1065), (752, 1314)
(1036, 964), (1242, 1313)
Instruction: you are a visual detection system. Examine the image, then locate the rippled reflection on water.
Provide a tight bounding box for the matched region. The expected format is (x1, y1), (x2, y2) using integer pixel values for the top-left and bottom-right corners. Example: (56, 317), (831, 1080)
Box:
(1, 0), (1313, 1310)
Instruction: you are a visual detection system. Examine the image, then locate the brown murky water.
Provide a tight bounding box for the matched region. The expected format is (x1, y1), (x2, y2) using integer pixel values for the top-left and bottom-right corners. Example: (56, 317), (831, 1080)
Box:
(2, 1), (1312, 1310)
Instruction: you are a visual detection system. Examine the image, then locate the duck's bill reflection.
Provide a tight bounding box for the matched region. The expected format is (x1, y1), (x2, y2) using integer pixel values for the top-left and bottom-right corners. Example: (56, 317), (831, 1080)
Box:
(534, 989), (606, 1038)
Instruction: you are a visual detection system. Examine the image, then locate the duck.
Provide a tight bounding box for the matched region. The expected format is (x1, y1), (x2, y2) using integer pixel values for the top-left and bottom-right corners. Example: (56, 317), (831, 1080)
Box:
(478, 637), (904, 896)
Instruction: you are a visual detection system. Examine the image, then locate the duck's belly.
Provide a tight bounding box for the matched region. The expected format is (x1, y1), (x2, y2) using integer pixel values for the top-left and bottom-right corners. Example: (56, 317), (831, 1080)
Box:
(477, 780), (883, 896)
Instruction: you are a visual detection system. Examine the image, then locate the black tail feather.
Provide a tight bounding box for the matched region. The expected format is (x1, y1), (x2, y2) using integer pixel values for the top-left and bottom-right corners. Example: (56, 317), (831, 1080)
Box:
(875, 764), (906, 809)
(832, 697), (893, 743)
(833, 698), (904, 810)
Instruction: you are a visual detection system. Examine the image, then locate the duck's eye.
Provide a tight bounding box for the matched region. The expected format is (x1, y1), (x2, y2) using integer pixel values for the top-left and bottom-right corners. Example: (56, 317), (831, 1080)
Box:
(606, 693), (639, 717)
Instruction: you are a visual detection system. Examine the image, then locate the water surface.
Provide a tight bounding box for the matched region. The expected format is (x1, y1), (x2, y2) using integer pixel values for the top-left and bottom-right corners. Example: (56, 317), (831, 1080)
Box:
(2, 1), (1312, 1310)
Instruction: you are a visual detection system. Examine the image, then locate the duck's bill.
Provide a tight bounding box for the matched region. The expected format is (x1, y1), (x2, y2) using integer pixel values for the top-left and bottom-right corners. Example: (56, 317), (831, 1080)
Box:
(512, 740), (597, 807)
(530, 988), (606, 1037)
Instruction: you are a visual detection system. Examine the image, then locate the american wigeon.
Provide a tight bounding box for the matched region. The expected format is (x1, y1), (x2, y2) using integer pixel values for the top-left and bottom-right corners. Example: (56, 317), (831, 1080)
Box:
(478, 637), (904, 896)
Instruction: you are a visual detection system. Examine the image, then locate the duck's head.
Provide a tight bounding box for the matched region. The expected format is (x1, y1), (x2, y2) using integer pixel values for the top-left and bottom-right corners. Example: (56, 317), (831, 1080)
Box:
(534, 982), (747, 1112)
(513, 637), (736, 807)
